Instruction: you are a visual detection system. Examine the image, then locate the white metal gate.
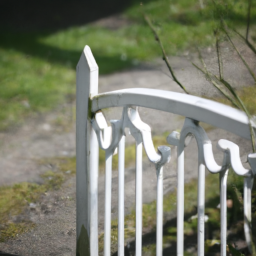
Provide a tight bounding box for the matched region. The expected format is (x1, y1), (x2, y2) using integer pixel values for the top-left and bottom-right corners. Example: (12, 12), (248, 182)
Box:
(76, 46), (256, 256)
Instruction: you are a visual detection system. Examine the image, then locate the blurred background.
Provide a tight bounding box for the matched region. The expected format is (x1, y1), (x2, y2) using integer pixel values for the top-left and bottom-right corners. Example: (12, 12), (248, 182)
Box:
(0, 0), (255, 131)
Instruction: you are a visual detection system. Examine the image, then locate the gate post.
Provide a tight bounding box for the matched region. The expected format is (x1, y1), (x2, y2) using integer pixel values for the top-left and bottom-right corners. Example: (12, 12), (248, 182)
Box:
(76, 46), (99, 256)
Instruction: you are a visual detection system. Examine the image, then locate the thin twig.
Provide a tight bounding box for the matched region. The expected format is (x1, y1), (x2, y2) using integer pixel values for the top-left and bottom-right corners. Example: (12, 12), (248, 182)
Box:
(215, 31), (224, 79)
(144, 14), (190, 94)
(246, 0), (252, 42)
(193, 63), (240, 109)
(232, 28), (256, 55)
(219, 77), (256, 152)
(222, 26), (256, 83)
(194, 48), (240, 108)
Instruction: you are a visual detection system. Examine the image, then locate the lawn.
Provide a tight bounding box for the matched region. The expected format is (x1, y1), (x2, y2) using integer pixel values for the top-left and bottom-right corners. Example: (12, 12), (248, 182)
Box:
(0, 0), (255, 130)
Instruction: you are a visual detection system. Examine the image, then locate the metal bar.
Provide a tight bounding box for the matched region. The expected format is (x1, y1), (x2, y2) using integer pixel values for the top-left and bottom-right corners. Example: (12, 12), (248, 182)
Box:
(90, 128), (99, 255)
(197, 163), (205, 256)
(177, 144), (185, 256)
(118, 136), (125, 256)
(156, 166), (163, 256)
(219, 169), (228, 256)
(91, 88), (255, 141)
(244, 177), (254, 253)
(76, 45), (98, 256)
(104, 151), (113, 256)
(136, 141), (143, 256)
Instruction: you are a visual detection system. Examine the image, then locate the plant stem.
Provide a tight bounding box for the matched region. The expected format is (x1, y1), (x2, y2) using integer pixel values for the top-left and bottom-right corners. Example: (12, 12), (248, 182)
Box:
(144, 15), (190, 94)
(233, 28), (256, 55)
(193, 63), (240, 109)
(219, 77), (256, 152)
(215, 32), (223, 80)
(194, 48), (240, 108)
(223, 27), (256, 83)
(246, 0), (252, 42)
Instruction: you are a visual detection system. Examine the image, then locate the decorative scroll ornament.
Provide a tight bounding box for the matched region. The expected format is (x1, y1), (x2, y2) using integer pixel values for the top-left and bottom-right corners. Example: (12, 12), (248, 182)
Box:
(167, 118), (228, 173)
(167, 118), (256, 177)
(167, 117), (256, 253)
(92, 111), (122, 155)
(91, 107), (171, 170)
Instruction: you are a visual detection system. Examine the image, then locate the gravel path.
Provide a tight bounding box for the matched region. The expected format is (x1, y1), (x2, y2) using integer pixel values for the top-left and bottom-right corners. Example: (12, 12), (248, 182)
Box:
(0, 46), (254, 255)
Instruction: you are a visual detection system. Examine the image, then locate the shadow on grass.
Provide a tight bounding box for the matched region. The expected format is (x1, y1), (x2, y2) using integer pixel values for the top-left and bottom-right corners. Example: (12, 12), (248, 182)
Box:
(0, 0), (139, 33)
(0, 0), (147, 75)
(0, 32), (134, 74)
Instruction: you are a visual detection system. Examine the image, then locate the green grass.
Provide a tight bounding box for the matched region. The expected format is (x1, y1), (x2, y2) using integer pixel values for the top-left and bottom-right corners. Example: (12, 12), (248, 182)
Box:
(0, 156), (76, 242)
(0, 45), (75, 130)
(0, 0), (255, 130)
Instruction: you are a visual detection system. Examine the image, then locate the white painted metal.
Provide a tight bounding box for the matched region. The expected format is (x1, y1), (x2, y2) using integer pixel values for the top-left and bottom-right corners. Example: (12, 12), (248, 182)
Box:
(118, 136), (125, 256)
(218, 140), (251, 176)
(77, 46), (256, 256)
(177, 143), (185, 256)
(89, 128), (99, 256)
(76, 45), (99, 256)
(135, 141), (143, 256)
(197, 163), (205, 256)
(167, 132), (185, 256)
(104, 151), (113, 256)
(156, 165), (163, 256)
(244, 177), (254, 253)
(154, 146), (171, 256)
(91, 88), (256, 140)
(220, 169), (229, 256)
(248, 153), (256, 176)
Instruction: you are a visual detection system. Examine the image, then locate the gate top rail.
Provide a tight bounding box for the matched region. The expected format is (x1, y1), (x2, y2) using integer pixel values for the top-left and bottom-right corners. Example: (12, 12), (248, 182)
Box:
(91, 88), (256, 140)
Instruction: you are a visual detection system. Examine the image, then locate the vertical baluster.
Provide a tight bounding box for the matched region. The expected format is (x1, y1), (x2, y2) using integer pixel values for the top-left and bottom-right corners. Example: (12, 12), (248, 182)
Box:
(104, 151), (113, 256)
(118, 136), (125, 256)
(136, 141), (143, 256)
(219, 169), (228, 256)
(244, 177), (254, 253)
(197, 163), (205, 256)
(177, 144), (185, 256)
(90, 128), (99, 255)
(156, 166), (163, 256)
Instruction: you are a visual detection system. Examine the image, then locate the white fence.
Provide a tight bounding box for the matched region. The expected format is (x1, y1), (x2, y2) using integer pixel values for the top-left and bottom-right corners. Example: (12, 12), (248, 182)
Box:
(76, 46), (256, 256)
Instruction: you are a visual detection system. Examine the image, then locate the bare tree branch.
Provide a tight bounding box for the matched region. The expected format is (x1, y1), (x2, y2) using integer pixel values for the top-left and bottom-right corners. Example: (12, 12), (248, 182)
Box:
(144, 14), (190, 94)
(222, 26), (256, 83)
(246, 0), (252, 42)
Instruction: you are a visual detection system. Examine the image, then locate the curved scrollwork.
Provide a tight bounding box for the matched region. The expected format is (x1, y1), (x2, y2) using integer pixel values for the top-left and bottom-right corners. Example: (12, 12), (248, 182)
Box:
(92, 111), (123, 154)
(167, 118), (256, 177)
(125, 107), (171, 169)
(168, 118), (229, 174)
(167, 117), (256, 253)
(91, 107), (171, 169)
